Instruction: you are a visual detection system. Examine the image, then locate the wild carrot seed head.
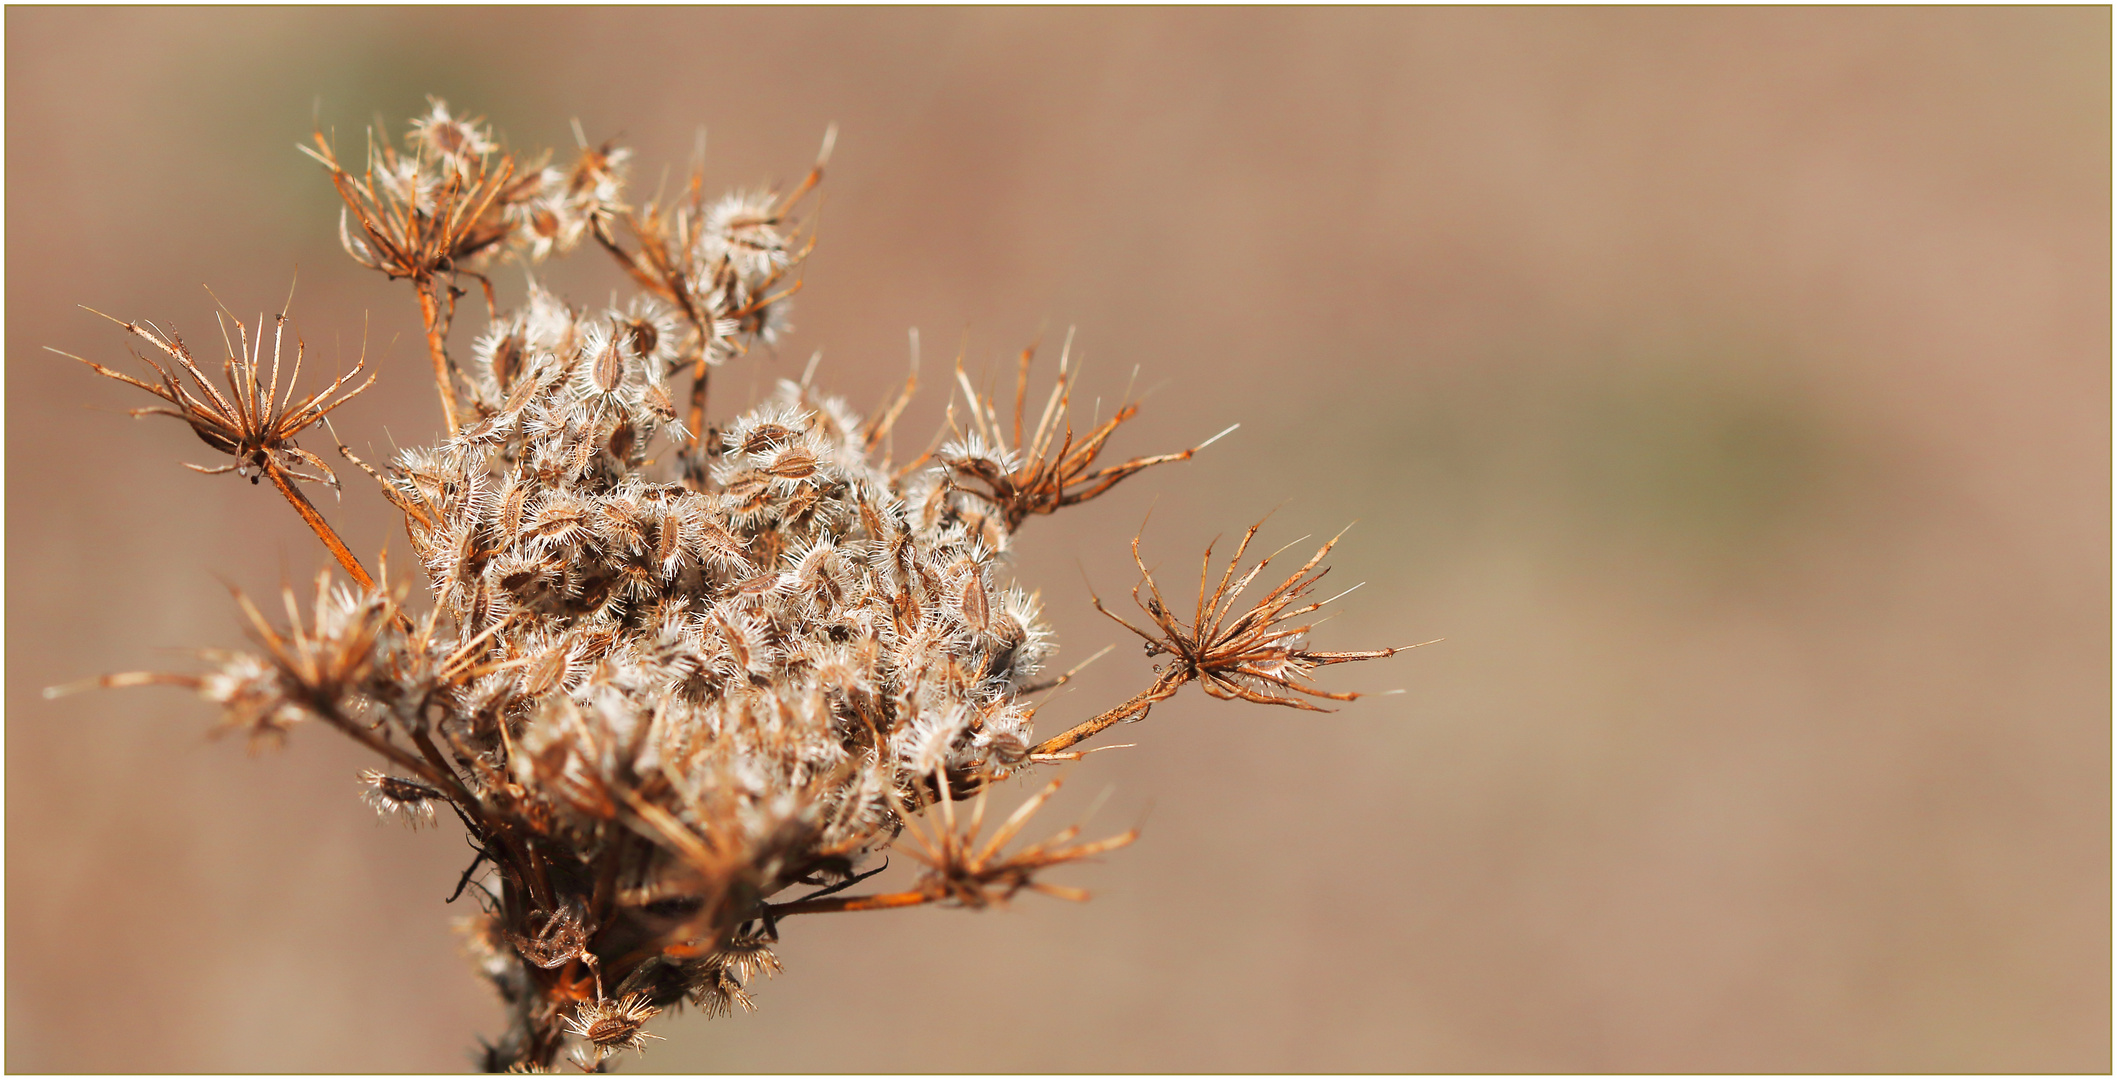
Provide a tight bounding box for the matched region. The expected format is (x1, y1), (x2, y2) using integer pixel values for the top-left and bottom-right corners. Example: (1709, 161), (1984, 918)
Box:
(58, 97), (1409, 1072)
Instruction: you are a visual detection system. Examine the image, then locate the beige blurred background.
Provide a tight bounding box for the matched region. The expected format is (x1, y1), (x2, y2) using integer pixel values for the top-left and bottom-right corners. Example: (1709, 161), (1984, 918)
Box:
(6, 7), (2108, 1073)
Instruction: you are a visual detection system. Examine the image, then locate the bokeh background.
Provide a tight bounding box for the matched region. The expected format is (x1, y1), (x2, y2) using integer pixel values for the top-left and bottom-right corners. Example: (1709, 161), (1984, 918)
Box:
(7, 7), (2108, 1073)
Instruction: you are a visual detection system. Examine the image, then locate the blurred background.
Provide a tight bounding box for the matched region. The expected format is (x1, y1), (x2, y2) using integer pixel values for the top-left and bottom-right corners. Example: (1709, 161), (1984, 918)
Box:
(6, 7), (2108, 1073)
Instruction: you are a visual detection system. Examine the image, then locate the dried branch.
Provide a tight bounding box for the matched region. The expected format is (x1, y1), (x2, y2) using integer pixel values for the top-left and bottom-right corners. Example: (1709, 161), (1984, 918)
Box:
(940, 333), (1237, 532)
(303, 100), (537, 432)
(57, 97), (1412, 1073)
(1030, 523), (1403, 757)
(56, 303), (378, 588)
(766, 776), (1136, 918)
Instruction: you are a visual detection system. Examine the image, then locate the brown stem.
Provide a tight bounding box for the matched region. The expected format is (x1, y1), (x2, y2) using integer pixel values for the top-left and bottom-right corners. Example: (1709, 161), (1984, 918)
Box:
(591, 215), (662, 298)
(1027, 674), (1186, 758)
(486, 828), (555, 915)
(264, 462), (376, 591)
(406, 721), (478, 809)
(262, 461), (420, 635)
(303, 698), (508, 871)
(686, 357), (710, 448)
(415, 281), (461, 434)
(765, 888), (936, 918)
(494, 983), (569, 1073)
(591, 834), (625, 929)
(309, 699), (458, 794)
(481, 881), (559, 1071)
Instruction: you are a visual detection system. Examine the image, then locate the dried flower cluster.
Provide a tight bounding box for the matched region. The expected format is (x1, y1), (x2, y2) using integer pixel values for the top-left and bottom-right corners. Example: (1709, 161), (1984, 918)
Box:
(55, 99), (1404, 1072)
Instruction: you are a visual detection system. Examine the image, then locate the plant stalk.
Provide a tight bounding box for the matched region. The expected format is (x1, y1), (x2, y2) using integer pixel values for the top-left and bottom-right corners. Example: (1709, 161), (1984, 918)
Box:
(1028, 675), (1185, 757)
(264, 461), (376, 591)
(416, 282), (461, 434)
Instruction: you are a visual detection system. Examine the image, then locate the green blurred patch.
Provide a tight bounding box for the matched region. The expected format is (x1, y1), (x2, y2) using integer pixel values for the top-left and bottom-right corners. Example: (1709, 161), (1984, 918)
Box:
(193, 13), (561, 233)
(1298, 350), (1847, 581)
(1554, 362), (1836, 552)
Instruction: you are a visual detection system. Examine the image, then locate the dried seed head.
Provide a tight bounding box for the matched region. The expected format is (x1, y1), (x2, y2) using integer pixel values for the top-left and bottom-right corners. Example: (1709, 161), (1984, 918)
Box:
(561, 993), (663, 1057)
(64, 102), (1410, 1074)
(686, 964), (756, 1018)
(304, 98), (528, 280)
(59, 304), (373, 491)
(737, 424), (797, 456)
(592, 333), (625, 395)
(708, 931), (782, 983)
(409, 98), (495, 161)
(763, 447), (817, 482)
(360, 769), (441, 829)
(509, 905), (592, 970)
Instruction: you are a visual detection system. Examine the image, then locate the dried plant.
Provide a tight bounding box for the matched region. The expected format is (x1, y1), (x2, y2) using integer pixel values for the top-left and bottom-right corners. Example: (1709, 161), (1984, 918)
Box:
(52, 99), (1407, 1072)
(50, 301), (380, 588)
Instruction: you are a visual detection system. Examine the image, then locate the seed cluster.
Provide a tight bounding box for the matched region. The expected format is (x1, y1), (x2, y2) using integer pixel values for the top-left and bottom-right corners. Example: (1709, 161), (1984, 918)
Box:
(58, 99), (1404, 1072)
